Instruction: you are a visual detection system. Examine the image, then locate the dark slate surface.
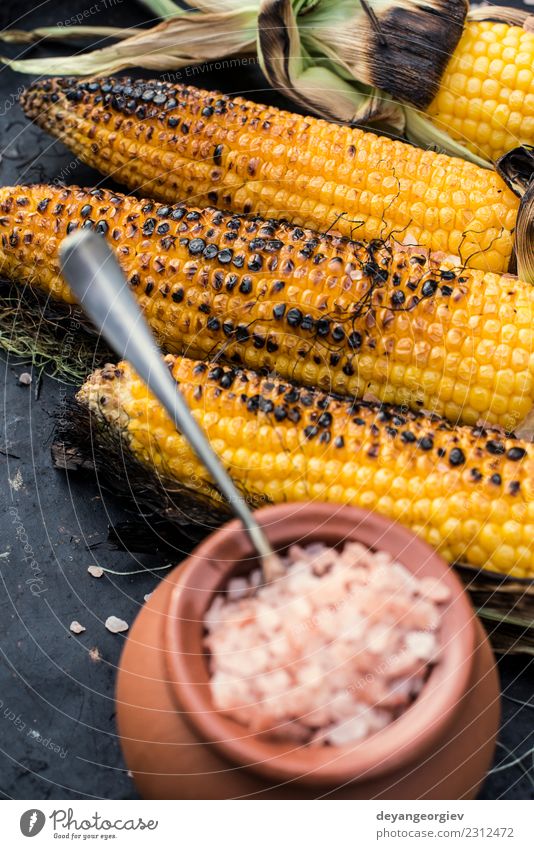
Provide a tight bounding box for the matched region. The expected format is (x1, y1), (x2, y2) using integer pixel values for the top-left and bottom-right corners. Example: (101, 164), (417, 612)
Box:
(0, 0), (532, 800)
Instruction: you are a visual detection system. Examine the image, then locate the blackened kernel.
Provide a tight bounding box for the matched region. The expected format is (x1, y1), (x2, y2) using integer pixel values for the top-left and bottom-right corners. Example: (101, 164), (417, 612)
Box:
(301, 393), (314, 407)
(156, 206), (171, 217)
(440, 285), (453, 296)
(470, 468), (483, 481)
(220, 373), (234, 389)
(258, 397), (274, 414)
(507, 447), (526, 461)
(189, 238), (205, 255)
(301, 314), (314, 331)
(449, 447), (466, 466)
(170, 207), (185, 221)
(401, 431), (416, 443)
(200, 244), (215, 260)
(168, 116), (179, 128)
(213, 144), (223, 165)
(266, 339), (278, 353)
(334, 436), (345, 448)
(331, 325), (345, 342)
(319, 431), (331, 445)
(486, 440), (505, 455)
(286, 308), (303, 327)
(421, 279), (438, 298)
(145, 282), (154, 295)
(80, 204), (92, 218)
(391, 290), (405, 306)
(81, 220), (94, 230)
(142, 217), (156, 236)
(232, 254), (245, 268)
(208, 366), (224, 381)
(156, 222), (170, 235)
(130, 274), (140, 288)
(95, 220), (108, 235)
(223, 321), (234, 336)
(318, 412), (332, 428)
(249, 238), (265, 251)
(239, 277), (253, 295)
(37, 198), (50, 213)
(236, 325), (250, 342)
(186, 210), (201, 221)
(202, 106), (214, 117)
(509, 481), (521, 495)
(225, 274), (238, 291)
(285, 389), (299, 404)
(342, 362), (355, 376)
(348, 331), (362, 350)
(304, 425), (319, 440)
(287, 408), (301, 423)
(248, 254), (263, 271)
(440, 270), (456, 280)
(181, 122), (190, 134)
(272, 280), (285, 293)
(246, 394), (260, 412)
(274, 406), (286, 421)
(330, 353), (340, 366)
(252, 334), (265, 349)
(171, 288), (184, 303)
(490, 473), (502, 485)
(316, 318), (330, 337)
(218, 248), (232, 264)
(66, 221), (77, 234)
(198, 303), (211, 314)
(418, 436), (434, 451)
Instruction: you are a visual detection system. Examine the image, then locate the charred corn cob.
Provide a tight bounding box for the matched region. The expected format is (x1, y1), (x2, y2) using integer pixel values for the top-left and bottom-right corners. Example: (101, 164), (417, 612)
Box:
(20, 78), (519, 275)
(79, 355), (534, 578)
(2, 183), (534, 433)
(428, 19), (534, 162)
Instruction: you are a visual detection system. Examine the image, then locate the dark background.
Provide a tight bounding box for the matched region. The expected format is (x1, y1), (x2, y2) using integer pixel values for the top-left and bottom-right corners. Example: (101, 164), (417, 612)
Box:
(0, 0), (532, 800)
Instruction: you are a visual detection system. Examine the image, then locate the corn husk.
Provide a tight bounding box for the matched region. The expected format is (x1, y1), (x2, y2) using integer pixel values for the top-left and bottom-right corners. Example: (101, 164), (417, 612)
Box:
(496, 145), (534, 285)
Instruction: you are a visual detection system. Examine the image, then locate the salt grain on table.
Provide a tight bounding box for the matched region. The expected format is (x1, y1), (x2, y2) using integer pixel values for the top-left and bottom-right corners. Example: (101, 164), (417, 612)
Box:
(105, 616), (129, 634)
(205, 541), (450, 746)
(69, 621), (86, 635)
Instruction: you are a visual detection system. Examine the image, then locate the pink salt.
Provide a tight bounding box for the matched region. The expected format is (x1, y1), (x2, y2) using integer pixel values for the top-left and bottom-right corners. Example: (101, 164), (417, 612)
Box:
(204, 542), (450, 746)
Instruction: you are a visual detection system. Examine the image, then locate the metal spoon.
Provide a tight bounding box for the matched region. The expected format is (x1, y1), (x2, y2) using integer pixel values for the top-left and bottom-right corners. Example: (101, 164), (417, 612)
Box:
(59, 229), (283, 581)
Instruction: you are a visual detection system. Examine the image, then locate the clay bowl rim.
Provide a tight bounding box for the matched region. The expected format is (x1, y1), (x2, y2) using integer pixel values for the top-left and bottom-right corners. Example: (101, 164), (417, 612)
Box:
(164, 502), (476, 788)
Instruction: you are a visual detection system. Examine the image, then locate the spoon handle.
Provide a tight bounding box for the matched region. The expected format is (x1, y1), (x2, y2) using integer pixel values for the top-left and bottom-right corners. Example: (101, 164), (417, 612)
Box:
(60, 229), (281, 576)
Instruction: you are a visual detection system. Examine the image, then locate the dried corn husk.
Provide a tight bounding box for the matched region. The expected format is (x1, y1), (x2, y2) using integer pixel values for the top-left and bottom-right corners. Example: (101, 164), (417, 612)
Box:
(496, 145), (534, 286)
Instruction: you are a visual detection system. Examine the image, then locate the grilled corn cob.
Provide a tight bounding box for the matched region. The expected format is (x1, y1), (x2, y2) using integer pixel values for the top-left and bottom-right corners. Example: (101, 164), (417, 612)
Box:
(78, 355), (534, 578)
(20, 78), (519, 275)
(3, 183), (534, 432)
(428, 19), (534, 162)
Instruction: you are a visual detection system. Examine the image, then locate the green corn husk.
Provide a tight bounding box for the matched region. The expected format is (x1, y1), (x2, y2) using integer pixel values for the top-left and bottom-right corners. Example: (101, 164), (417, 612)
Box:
(1, 0), (521, 168)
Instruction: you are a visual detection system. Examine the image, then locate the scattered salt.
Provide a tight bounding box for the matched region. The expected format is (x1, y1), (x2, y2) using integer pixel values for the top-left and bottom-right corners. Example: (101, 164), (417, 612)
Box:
(69, 621), (86, 635)
(18, 372), (32, 385)
(87, 565), (104, 578)
(105, 616), (129, 634)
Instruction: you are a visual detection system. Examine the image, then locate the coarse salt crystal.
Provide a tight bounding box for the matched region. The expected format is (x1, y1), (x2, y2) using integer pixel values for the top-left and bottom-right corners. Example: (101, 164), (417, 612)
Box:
(205, 542), (446, 747)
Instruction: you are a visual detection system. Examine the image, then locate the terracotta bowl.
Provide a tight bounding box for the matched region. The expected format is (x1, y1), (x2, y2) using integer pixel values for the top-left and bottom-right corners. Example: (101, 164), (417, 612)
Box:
(116, 502), (500, 799)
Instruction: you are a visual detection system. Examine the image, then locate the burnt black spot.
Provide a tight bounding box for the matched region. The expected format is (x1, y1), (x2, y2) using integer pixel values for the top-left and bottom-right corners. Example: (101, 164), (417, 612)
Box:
(172, 288), (184, 303)
(401, 431), (416, 443)
(286, 308), (303, 327)
(486, 440), (505, 455)
(490, 473), (502, 485)
(391, 290), (405, 307)
(507, 447), (526, 461)
(421, 279), (438, 298)
(273, 304), (286, 320)
(189, 238), (205, 255)
(449, 447), (465, 467)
